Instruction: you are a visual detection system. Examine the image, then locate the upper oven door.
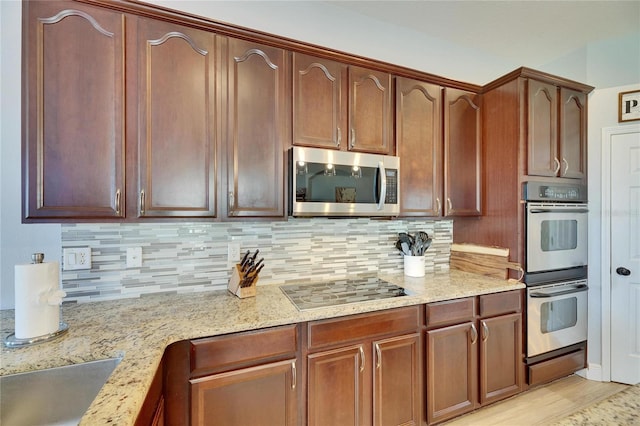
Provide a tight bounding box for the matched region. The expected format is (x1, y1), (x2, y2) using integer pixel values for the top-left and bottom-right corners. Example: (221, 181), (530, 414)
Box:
(526, 203), (588, 273)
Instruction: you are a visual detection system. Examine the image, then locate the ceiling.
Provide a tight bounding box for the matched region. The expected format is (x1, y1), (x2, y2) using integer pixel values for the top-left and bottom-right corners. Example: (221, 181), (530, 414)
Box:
(326, 1), (640, 66)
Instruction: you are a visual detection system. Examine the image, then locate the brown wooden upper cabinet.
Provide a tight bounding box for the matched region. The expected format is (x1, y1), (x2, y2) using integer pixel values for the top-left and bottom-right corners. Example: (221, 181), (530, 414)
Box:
(221, 38), (289, 219)
(23, 1), (220, 221)
(293, 53), (393, 155)
(396, 77), (443, 217)
(527, 80), (587, 180)
(132, 18), (217, 218)
(444, 88), (482, 216)
(23, 0), (126, 220)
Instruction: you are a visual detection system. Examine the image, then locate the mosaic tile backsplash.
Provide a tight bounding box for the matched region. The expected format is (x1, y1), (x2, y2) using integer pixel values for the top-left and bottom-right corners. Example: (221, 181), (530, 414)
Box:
(61, 218), (452, 303)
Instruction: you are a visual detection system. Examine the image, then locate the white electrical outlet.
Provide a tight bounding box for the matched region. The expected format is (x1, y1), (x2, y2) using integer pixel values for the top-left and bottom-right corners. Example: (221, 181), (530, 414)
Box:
(63, 247), (92, 271)
(126, 247), (143, 268)
(228, 242), (241, 265)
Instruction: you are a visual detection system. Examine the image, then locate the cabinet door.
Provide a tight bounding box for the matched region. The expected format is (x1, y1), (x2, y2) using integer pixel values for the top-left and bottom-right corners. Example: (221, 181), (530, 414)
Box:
(134, 18), (217, 218)
(223, 38), (289, 218)
(396, 77), (443, 217)
(23, 1), (125, 219)
(373, 333), (421, 426)
(527, 79), (559, 177)
(349, 66), (393, 155)
(479, 313), (523, 405)
(443, 88), (482, 216)
(308, 345), (368, 426)
(293, 53), (347, 150)
(426, 322), (478, 425)
(559, 88), (587, 180)
(190, 359), (298, 426)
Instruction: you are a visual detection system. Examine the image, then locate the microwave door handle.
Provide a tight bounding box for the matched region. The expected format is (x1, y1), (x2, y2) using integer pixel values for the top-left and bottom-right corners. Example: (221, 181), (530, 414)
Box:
(376, 161), (387, 211)
(529, 284), (589, 298)
(529, 208), (589, 214)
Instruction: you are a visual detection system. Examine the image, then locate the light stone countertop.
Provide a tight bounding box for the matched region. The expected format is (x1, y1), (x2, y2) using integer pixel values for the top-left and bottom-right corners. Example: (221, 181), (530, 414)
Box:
(0, 269), (524, 426)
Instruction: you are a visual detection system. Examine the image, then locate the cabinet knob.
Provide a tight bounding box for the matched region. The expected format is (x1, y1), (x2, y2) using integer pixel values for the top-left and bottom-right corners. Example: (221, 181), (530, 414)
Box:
(554, 157), (561, 175)
(436, 198), (442, 215)
(291, 361), (296, 389)
(359, 346), (365, 373)
(481, 320), (489, 341)
(375, 343), (382, 369)
(228, 192), (235, 216)
(336, 127), (341, 148)
(562, 158), (569, 175)
(350, 128), (356, 148)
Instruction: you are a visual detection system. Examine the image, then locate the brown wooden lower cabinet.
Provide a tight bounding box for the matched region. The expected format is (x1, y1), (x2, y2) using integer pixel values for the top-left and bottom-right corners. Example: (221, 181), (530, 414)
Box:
(425, 290), (524, 425)
(308, 345), (367, 426)
(136, 297), (525, 426)
(306, 306), (423, 426)
(190, 359), (298, 426)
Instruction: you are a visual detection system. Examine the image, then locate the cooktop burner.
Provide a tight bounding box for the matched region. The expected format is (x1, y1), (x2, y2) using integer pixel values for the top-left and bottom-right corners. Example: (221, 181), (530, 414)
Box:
(280, 276), (407, 311)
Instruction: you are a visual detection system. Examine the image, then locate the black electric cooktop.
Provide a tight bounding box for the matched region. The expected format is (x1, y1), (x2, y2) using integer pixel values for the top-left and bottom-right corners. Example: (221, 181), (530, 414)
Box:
(280, 275), (408, 311)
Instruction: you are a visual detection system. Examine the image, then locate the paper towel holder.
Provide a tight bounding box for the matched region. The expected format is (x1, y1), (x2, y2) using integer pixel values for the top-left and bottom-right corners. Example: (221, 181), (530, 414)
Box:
(4, 253), (69, 348)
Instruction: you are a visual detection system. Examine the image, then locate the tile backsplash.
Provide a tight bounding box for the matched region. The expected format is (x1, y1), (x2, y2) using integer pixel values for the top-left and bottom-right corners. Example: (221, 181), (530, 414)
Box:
(61, 218), (452, 303)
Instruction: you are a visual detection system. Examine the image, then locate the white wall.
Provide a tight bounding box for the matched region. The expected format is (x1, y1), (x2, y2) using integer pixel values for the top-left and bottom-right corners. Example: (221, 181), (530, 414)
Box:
(0, 1), (61, 310)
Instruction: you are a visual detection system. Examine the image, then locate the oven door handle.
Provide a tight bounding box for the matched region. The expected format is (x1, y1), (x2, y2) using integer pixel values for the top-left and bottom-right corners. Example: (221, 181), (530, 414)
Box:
(529, 284), (588, 298)
(529, 208), (589, 214)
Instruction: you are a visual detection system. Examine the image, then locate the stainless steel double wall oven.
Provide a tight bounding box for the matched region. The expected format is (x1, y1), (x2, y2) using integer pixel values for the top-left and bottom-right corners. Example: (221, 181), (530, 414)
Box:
(523, 180), (589, 362)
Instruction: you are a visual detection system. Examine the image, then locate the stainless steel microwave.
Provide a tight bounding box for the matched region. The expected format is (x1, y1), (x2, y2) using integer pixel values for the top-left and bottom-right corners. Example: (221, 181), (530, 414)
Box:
(290, 147), (400, 217)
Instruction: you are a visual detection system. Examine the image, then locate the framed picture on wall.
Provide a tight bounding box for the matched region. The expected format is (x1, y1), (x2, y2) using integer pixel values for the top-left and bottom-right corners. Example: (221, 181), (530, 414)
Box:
(618, 90), (640, 122)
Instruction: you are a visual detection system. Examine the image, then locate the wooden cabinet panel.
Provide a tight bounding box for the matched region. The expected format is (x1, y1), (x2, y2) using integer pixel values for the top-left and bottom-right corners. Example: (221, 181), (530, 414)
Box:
(307, 306), (421, 350)
(559, 88), (587, 179)
(191, 325), (297, 377)
(373, 333), (421, 426)
(479, 313), (523, 405)
(349, 66), (393, 154)
(293, 53), (347, 150)
(23, 0), (125, 219)
(396, 77), (443, 217)
(308, 345), (367, 426)
(479, 290), (522, 318)
(527, 79), (559, 177)
(425, 297), (476, 329)
(222, 37), (289, 218)
(528, 345), (586, 387)
(190, 359), (297, 426)
(444, 88), (482, 216)
(426, 322), (478, 424)
(133, 18), (217, 218)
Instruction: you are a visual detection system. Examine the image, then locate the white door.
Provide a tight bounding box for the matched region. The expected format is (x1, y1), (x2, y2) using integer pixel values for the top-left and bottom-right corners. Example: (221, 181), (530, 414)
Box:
(610, 128), (640, 384)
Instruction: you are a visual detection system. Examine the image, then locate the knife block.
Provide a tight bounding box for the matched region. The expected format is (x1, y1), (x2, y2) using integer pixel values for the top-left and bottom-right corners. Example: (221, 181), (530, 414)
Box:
(227, 263), (257, 299)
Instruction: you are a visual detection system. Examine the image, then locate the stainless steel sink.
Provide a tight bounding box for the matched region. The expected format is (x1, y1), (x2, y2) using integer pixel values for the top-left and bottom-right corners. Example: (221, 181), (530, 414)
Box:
(0, 357), (121, 426)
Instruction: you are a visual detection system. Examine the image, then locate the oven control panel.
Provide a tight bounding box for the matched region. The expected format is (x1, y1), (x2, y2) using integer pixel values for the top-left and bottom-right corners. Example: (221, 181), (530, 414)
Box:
(523, 181), (587, 202)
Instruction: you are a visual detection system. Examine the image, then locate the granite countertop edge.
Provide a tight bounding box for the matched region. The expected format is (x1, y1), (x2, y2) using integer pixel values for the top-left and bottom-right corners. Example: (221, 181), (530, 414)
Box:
(0, 269), (525, 426)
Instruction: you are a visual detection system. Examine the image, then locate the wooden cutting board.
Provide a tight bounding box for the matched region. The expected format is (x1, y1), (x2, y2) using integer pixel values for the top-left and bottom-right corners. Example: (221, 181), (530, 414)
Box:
(450, 243), (522, 281)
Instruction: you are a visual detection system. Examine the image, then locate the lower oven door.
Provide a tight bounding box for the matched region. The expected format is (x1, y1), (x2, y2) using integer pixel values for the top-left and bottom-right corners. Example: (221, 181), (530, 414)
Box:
(527, 280), (588, 357)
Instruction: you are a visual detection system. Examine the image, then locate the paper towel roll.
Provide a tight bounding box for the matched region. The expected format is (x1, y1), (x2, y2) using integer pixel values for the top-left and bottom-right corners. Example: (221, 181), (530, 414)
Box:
(14, 261), (63, 339)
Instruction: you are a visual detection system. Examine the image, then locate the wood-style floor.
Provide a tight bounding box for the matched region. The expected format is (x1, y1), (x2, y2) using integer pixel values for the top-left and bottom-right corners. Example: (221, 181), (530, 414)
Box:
(444, 375), (629, 426)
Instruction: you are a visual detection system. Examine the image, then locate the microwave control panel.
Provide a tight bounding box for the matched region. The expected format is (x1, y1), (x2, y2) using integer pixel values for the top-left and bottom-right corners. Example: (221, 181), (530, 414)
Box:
(385, 169), (398, 204)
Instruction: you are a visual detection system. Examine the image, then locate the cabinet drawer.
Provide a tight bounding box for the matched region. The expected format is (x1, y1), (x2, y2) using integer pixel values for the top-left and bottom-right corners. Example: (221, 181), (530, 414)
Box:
(528, 347), (586, 387)
(425, 297), (475, 328)
(307, 306), (420, 350)
(190, 325), (297, 377)
(479, 290), (522, 318)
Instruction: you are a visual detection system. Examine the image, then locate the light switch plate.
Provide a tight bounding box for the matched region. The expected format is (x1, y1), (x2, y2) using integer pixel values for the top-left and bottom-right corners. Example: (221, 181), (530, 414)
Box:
(63, 247), (92, 271)
(126, 247), (142, 268)
(228, 242), (241, 267)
